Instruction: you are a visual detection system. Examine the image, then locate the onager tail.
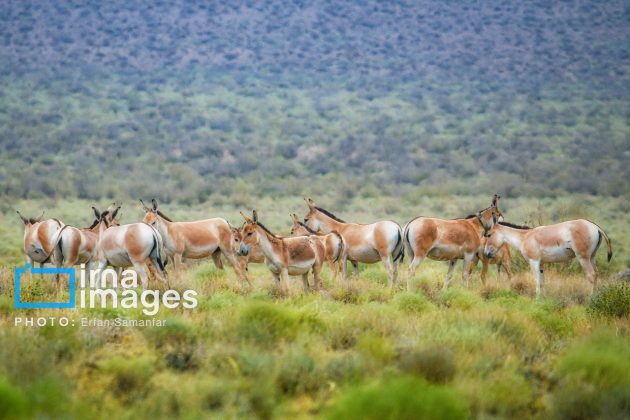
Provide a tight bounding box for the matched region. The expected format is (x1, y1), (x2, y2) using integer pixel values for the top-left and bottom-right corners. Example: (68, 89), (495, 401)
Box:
(402, 222), (413, 261)
(393, 226), (404, 263)
(598, 228), (613, 262)
(42, 224), (70, 265)
(148, 227), (166, 273)
(331, 231), (345, 263)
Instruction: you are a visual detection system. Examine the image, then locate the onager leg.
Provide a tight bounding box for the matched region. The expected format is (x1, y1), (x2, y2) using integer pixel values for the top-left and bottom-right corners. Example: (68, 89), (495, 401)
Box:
(313, 262), (323, 291)
(133, 262), (150, 289)
(327, 259), (337, 285)
(443, 260), (456, 290)
(382, 255), (395, 290)
(280, 268), (291, 295)
(578, 256), (598, 294)
(530, 259), (544, 299)
(462, 253), (475, 287)
(407, 255), (425, 292)
(301, 273), (310, 293)
(480, 259), (489, 286)
(351, 260), (359, 277)
(223, 251), (251, 287)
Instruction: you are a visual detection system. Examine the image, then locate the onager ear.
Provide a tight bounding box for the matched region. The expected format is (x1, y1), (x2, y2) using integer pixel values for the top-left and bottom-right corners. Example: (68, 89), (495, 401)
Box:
(34, 211), (44, 223)
(92, 206), (101, 220)
(139, 199), (150, 212)
(152, 198), (158, 212)
(111, 206), (121, 221)
(16, 210), (29, 225)
(304, 197), (316, 209)
(252, 210), (258, 224)
(492, 194), (501, 207)
(240, 211), (254, 224)
(291, 213), (300, 223)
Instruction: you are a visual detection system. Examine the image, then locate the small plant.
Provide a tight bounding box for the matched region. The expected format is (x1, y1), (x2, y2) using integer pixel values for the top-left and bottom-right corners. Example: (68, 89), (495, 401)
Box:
(324, 376), (468, 420)
(393, 292), (432, 313)
(587, 282), (630, 318)
(397, 345), (456, 384)
(551, 332), (630, 419)
(237, 302), (300, 346)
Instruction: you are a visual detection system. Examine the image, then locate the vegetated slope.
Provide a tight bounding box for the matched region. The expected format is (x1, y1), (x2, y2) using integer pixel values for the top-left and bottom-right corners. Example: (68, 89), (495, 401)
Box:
(0, 0), (629, 203)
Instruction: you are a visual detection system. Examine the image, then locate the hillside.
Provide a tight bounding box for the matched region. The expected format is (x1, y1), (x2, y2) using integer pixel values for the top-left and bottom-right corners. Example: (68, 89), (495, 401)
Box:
(0, 0), (629, 203)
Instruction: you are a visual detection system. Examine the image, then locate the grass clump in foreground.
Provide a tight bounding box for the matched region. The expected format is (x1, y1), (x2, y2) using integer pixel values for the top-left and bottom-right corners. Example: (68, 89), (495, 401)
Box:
(0, 256), (628, 418)
(551, 331), (630, 419)
(587, 282), (630, 318)
(324, 376), (468, 420)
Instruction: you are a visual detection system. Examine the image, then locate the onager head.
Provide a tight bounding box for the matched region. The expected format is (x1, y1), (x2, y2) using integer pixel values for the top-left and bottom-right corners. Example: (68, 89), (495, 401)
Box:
(92, 205), (120, 230)
(476, 194), (503, 236)
(238, 210), (261, 256)
(230, 224), (249, 257)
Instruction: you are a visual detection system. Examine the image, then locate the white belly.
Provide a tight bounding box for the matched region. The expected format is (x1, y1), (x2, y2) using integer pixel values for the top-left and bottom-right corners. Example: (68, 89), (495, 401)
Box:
(348, 245), (380, 263)
(541, 246), (575, 263)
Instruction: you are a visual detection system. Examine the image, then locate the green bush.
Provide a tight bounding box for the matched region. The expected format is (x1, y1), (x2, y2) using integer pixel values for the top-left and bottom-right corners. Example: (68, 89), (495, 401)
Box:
(0, 376), (28, 419)
(393, 292), (432, 313)
(588, 282), (630, 318)
(324, 376), (468, 420)
(397, 346), (456, 384)
(323, 354), (366, 385)
(237, 302), (300, 346)
(436, 288), (482, 310)
(275, 350), (319, 395)
(551, 332), (630, 419)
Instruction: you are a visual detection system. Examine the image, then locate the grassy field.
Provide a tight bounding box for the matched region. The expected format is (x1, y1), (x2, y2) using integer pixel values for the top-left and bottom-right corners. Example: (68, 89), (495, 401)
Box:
(1, 195), (629, 419)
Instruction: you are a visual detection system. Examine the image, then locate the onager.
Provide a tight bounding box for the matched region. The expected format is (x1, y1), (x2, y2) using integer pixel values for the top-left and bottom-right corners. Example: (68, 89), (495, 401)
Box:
(141, 199), (248, 285)
(44, 204), (122, 271)
(94, 206), (167, 289)
(403, 195), (503, 291)
(289, 214), (345, 285)
(17, 211), (64, 283)
(302, 198), (404, 289)
(483, 220), (612, 297)
(468, 237), (513, 283)
(231, 223), (265, 275)
(239, 210), (325, 294)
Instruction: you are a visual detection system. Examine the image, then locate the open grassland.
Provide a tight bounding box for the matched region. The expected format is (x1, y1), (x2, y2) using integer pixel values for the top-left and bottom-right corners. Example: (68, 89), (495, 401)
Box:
(1, 195), (629, 419)
(1, 261), (630, 419)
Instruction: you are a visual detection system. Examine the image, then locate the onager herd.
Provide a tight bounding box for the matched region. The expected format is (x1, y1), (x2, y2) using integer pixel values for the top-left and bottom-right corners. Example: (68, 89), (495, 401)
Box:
(17, 195), (613, 298)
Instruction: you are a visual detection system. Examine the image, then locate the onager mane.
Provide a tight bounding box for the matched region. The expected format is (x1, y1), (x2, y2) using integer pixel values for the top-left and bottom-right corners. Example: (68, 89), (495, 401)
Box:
(257, 222), (283, 241)
(499, 221), (531, 230)
(315, 207), (346, 223)
(156, 210), (174, 222)
(297, 221), (320, 235)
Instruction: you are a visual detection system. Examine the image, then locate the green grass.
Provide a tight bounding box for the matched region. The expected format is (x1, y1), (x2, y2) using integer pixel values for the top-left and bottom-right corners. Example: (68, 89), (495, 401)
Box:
(1, 196), (629, 418)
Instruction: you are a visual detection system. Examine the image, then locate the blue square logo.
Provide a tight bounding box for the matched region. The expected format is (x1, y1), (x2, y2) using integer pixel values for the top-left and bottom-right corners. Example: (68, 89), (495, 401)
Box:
(14, 264), (76, 309)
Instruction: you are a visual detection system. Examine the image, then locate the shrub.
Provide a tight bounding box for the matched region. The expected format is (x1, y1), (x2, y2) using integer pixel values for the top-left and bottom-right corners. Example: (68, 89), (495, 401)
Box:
(144, 318), (198, 371)
(436, 288), (482, 310)
(323, 354), (366, 385)
(100, 355), (157, 401)
(0, 376), (28, 419)
(588, 282), (630, 318)
(551, 332), (630, 419)
(397, 346), (456, 384)
(324, 376), (468, 420)
(393, 292), (432, 313)
(476, 371), (534, 417)
(275, 350), (319, 395)
(237, 302), (300, 346)
(356, 333), (396, 364)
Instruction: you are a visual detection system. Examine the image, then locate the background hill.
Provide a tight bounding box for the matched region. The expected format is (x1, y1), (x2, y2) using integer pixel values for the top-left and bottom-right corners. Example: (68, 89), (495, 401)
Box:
(0, 0), (629, 204)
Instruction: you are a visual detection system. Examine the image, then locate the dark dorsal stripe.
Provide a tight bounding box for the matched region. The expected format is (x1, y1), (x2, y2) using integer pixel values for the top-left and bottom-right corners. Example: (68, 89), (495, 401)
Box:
(298, 221), (320, 235)
(86, 219), (99, 230)
(499, 221), (531, 230)
(257, 222), (283, 239)
(315, 207), (345, 223)
(157, 210), (174, 222)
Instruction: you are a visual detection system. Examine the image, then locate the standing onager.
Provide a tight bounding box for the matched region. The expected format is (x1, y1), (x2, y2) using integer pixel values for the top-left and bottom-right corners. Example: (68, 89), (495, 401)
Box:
(468, 236), (513, 282)
(302, 198), (404, 289)
(403, 195), (503, 291)
(17, 211), (63, 281)
(239, 210), (325, 294)
(231, 223), (265, 274)
(39, 206), (122, 272)
(290, 214), (345, 285)
(483, 220), (612, 297)
(141, 199), (249, 285)
(94, 206), (167, 289)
